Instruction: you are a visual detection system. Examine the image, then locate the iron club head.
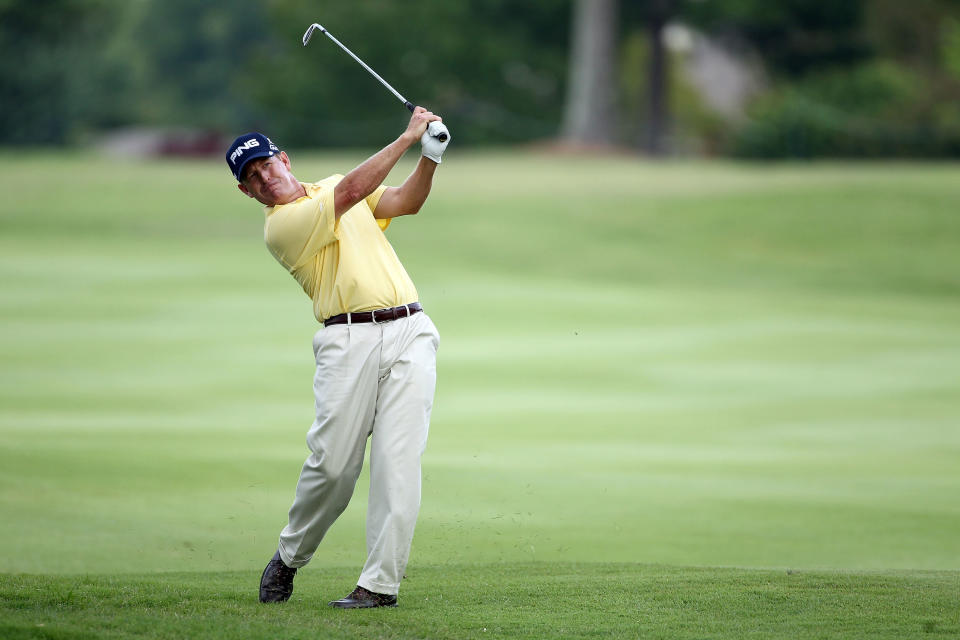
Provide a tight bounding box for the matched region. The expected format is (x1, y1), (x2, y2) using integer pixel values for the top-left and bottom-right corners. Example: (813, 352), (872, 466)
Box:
(302, 23), (325, 47)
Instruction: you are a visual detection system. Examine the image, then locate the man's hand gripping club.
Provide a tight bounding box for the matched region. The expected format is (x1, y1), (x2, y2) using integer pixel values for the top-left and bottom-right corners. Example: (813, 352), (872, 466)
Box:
(402, 106), (450, 163)
(421, 121), (450, 164)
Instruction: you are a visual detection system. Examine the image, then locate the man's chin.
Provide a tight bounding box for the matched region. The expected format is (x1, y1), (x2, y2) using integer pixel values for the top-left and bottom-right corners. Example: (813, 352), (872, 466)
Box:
(259, 188), (286, 206)
(258, 183), (302, 206)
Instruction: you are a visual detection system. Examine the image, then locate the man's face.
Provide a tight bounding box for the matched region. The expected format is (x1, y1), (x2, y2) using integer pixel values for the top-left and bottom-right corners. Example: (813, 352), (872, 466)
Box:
(238, 152), (303, 206)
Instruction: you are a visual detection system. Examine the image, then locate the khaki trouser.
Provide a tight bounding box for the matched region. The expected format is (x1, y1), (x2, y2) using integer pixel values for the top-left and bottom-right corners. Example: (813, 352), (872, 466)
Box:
(277, 311), (439, 595)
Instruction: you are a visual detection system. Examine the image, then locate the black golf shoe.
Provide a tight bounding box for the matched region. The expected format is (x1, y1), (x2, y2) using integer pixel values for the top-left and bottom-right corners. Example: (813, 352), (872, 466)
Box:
(259, 550), (297, 603)
(329, 585), (398, 609)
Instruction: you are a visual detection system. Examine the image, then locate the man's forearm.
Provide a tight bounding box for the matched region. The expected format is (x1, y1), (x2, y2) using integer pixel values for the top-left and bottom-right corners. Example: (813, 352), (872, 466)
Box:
(373, 157), (437, 219)
(398, 156), (437, 212)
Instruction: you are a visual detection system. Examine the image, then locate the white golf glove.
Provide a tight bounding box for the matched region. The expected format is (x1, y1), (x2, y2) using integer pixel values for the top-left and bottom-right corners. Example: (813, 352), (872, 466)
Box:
(421, 121), (450, 164)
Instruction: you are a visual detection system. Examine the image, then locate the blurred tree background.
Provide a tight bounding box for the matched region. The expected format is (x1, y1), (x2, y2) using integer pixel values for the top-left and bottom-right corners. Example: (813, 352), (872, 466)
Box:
(1, 0), (958, 157)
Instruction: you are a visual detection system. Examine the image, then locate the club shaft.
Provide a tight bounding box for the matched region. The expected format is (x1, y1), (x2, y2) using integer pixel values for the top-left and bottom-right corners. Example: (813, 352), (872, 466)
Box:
(314, 26), (413, 112)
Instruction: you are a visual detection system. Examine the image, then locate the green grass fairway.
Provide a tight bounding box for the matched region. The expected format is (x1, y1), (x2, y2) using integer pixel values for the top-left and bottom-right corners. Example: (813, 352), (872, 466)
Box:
(2, 566), (958, 640)
(1, 151), (959, 638)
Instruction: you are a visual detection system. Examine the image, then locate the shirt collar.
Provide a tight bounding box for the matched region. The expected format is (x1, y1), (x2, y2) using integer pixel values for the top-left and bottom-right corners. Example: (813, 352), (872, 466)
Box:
(264, 182), (314, 215)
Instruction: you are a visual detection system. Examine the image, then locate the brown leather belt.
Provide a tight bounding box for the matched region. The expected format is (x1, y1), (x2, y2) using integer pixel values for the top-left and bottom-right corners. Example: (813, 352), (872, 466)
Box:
(324, 302), (422, 327)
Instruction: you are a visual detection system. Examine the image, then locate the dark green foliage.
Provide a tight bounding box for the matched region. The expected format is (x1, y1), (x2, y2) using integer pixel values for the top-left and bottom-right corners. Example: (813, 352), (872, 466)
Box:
(0, 0), (271, 144)
(124, 0), (271, 132)
(684, 0), (871, 77)
(684, 0), (960, 157)
(2, 0), (960, 154)
(0, 0), (124, 144)
(0, 0), (572, 147)
(733, 61), (960, 157)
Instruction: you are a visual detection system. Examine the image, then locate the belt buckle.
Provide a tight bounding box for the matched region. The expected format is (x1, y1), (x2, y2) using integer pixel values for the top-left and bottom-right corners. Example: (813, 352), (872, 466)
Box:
(370, 308), (382, 325)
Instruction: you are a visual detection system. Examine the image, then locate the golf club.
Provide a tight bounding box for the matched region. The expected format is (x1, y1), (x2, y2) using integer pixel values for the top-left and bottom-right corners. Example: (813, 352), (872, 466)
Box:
(302, 23), (448, 142)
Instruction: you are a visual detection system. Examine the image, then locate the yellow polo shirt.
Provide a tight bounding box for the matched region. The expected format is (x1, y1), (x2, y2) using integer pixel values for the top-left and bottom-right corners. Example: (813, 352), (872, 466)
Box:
(263, 176), (419, 322)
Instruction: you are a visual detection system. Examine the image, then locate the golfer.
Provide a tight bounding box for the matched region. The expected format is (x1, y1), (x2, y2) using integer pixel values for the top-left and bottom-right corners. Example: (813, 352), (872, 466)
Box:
(226, 107), (449, 608)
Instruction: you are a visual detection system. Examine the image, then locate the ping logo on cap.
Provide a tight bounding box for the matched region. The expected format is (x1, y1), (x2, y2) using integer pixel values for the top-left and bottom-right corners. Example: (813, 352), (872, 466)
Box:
(226, 132), (281, 181)
(229, 138), (261, 165)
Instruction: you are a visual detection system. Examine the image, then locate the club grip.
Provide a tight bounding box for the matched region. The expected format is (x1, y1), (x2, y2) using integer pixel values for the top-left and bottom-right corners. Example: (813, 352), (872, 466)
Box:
(414, 105), (449, 142)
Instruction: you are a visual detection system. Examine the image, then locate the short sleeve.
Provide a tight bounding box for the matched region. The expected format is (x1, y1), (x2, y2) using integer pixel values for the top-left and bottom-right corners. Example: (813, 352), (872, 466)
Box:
(365, 185), (391, 231)
(264, 184), (337, 271)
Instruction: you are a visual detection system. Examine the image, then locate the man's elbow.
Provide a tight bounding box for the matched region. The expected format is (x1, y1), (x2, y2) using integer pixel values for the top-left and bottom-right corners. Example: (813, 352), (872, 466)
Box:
(334, 186), (363, 215)
(402, 192), (431, 216)
(382, 206), (419, 219)
(382, 194), (424, 218)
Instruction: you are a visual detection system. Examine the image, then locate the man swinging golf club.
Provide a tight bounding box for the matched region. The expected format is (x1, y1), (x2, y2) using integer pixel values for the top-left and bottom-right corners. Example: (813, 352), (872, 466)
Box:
(226, 102), (449, 608)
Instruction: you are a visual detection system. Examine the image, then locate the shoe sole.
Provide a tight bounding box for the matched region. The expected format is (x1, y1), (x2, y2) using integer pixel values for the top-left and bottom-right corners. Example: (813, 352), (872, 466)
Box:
(329, 600), (398, 609)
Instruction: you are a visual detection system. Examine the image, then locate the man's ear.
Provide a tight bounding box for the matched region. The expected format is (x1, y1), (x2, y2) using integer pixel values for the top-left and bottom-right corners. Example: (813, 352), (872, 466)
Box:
(279, 151), (292, 170)
(238, 183), (254, 198)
